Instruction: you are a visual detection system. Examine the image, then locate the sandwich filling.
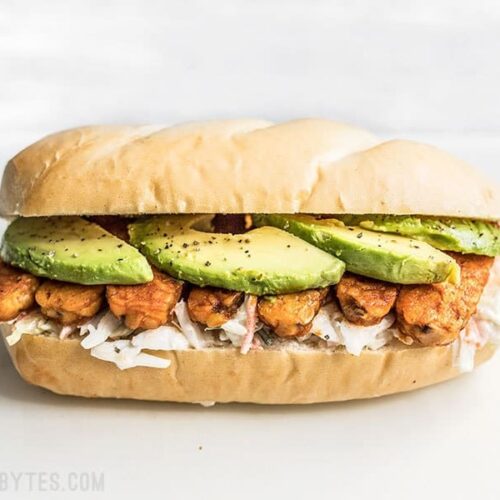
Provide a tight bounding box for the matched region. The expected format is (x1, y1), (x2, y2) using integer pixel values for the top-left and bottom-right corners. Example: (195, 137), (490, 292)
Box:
(1, 214), (499, 373)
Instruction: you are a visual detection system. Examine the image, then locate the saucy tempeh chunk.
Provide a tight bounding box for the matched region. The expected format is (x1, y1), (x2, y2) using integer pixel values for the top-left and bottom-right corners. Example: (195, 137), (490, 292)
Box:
(187, 287), (244, 327)
(336, 273), (398, 326)
(257, 288), (329, 338)
(0, 261), (40, 321)
(36, 281), (104, 325)
(396, 253), (494, 346)
(107, 268), (183, 330)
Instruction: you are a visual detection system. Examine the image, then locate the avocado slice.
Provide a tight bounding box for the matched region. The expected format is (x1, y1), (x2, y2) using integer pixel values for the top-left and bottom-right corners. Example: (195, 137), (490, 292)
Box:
(129, 215), (345, 295)
(333, 215), (500, 257)
(254, 214), (460, 285)
(1, 217), (153, 285)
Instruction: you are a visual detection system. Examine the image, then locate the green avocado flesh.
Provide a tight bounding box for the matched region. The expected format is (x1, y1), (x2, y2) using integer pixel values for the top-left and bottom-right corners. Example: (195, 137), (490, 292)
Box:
(1, 217), (153, 285)
(129, 215), (345, 295)
(333, 215), (500, 257)
(253, 214), (461, 285)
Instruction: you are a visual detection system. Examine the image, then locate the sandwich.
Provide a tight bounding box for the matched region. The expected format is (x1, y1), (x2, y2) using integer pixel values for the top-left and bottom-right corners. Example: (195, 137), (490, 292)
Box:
(0, 118), (499, 404)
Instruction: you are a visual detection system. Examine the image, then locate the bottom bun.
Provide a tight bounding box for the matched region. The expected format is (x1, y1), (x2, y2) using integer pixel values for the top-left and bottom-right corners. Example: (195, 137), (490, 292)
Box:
(1, 327), (496, 404)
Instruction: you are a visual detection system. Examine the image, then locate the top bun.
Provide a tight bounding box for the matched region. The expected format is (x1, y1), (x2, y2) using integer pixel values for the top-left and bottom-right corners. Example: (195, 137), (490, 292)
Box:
(1, 119), (499, 219)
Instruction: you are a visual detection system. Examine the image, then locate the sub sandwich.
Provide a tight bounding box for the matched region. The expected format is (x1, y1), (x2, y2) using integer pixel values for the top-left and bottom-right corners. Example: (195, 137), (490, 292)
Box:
(0, 119), (499, 404)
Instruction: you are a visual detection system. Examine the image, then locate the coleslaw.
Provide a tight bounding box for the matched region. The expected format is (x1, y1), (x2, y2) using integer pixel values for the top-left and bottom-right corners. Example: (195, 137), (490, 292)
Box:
(3, 261), (499, 371)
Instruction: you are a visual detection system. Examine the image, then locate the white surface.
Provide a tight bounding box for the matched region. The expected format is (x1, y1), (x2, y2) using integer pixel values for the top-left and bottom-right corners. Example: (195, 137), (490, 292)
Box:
(1, 1), (500, 499)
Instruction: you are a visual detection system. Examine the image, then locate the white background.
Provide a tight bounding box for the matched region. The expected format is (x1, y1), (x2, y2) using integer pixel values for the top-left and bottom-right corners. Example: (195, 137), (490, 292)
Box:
(1, 1), (499, 499)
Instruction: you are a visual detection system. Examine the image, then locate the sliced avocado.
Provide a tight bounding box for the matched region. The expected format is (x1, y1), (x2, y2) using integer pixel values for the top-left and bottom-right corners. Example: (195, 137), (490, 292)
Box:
(334, 215), (500, 257)
(253, 214), (460, 285)
(129, 215), (345, 295)
(1, 217), (153, 285)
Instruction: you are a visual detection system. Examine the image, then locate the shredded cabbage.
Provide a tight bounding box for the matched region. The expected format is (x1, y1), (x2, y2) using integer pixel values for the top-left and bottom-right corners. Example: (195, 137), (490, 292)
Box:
(59, 326), (76, 340)
(4, 308), (188, 370)
(90, 339), (171, 370)
(338, 316), (395, 356)
(311, 302), (394, 356)
(475, 260), (500, 328)
(476, 319), (500, 345)
(453, 259), (500, 372)
(78, 310), (107, 336)
(174, 300), (206, 349)
(310, 303), (343, 344)
(81, 313), (188, 369)
(80, 311), (132, 349)
(5, 312), (57, 346)
(453, 318), (492, 373)
(477, 292), (500, 326)
(218, 318), (247, 345)
(131, 326), (190, 351)
(218, 298), (263, 348)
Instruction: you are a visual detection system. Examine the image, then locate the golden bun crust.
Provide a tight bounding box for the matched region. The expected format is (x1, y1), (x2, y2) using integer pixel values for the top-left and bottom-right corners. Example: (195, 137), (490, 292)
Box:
(1, 119), (499, 218)
(2, 329), (495, 404)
